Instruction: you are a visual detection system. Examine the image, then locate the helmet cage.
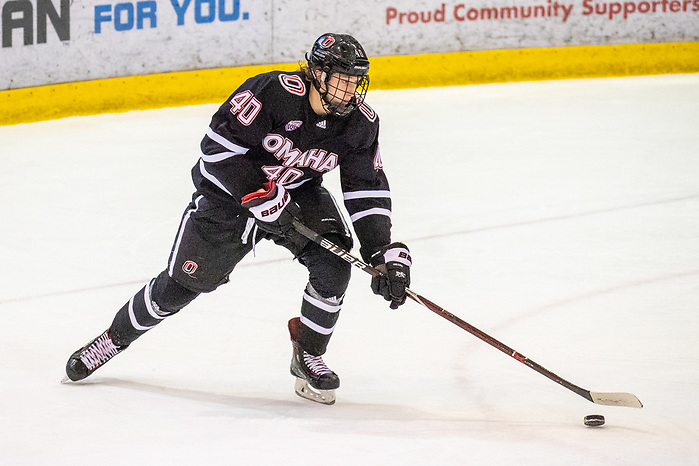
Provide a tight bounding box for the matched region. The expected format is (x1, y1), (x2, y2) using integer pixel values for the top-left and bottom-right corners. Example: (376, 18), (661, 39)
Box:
(313, 71), (369, 118)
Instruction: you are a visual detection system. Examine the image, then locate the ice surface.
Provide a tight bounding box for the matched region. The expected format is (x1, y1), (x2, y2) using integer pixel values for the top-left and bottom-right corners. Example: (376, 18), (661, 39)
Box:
(1, 74), (698, 465)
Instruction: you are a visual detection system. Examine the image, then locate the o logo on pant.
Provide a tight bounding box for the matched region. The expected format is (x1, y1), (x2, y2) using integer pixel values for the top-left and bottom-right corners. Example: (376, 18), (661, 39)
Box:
(182, 260), (198, 275)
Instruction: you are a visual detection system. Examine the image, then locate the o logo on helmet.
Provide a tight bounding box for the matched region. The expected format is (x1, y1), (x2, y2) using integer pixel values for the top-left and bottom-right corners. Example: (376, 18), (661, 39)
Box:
(320, 36), (335, 48)
(182, 261), (198, 275)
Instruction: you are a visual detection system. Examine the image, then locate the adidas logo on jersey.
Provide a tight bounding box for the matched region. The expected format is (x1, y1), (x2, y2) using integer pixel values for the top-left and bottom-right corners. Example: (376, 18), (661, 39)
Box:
(316, 120), (327, 129)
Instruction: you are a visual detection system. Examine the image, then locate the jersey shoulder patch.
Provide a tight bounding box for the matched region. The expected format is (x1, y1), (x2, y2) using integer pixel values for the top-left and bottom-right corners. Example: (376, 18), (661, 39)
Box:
(278, 73), (307, 96)
(358, 102), (377, 122)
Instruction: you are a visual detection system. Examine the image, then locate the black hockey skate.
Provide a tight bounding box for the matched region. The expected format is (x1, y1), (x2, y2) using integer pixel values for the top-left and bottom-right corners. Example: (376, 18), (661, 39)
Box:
(288, 317), (339, 405)
(63, 329), (128, 383)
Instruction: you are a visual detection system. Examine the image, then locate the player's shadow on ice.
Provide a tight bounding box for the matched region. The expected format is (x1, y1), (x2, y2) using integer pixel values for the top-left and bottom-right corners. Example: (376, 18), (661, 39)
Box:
(76, 377), (441, 422)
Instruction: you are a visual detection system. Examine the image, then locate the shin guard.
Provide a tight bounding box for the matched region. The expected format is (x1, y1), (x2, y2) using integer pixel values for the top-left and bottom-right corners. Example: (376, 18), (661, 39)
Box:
(110, 271), (199, 346)
(297, 284), (343, 356)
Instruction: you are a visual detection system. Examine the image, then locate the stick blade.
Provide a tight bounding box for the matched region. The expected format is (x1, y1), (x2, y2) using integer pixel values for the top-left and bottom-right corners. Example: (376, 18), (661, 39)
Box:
(589, 391), (643, 408)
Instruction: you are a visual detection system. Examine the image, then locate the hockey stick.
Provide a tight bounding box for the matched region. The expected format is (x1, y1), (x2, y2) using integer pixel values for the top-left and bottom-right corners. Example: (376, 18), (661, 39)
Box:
(291, 219), (643, 408)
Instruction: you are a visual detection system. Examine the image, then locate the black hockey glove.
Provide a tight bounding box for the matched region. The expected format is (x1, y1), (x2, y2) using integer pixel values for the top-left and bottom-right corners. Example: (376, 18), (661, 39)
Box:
(370, 242), (412, 309)
(241, 181), (300, 237)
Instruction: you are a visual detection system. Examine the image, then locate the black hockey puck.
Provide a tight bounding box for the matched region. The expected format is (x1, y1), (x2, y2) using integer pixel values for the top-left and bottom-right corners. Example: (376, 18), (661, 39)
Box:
(584, 414), (605, 427)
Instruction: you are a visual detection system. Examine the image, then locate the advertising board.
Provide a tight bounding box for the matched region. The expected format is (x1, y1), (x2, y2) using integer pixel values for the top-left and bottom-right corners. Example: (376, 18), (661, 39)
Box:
(2, 0), (697, 90)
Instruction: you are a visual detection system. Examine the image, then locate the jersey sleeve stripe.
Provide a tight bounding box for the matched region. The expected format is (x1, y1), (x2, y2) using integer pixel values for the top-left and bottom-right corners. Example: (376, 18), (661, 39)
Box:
(201, 151), (241, 163)
(350, 207), (392, 222)
(206, 127), (250, 154)
(284, 178), (313, 190)
(343, 190), (391, 200)
(198, 159), (233, 196)
(327, 188), (353, 237)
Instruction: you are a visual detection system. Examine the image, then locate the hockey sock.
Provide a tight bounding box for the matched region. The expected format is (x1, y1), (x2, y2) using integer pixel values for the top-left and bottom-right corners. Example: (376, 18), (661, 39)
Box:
(298, 283), (343, 356)
(110, 271), (199, 346)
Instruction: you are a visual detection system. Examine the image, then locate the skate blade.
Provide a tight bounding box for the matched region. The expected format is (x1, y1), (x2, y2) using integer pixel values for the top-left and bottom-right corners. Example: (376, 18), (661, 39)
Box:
(294, 378), (336, 405)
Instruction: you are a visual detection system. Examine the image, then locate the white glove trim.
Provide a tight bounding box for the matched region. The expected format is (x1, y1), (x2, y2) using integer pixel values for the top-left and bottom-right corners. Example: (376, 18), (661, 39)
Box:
(246, 183), (290, 223)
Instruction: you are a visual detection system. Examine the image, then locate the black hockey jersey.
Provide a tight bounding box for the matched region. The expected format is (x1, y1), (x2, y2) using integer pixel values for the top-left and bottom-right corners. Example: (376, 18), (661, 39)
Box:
(192, 70), (392, 260)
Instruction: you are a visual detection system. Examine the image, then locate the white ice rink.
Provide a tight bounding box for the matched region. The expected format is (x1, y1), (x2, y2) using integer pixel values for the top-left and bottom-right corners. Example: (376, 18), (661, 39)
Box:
(1, 74), (698, 465)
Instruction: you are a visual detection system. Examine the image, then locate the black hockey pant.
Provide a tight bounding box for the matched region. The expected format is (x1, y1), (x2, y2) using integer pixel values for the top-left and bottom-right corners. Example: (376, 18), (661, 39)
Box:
(109, 185), (353, 356)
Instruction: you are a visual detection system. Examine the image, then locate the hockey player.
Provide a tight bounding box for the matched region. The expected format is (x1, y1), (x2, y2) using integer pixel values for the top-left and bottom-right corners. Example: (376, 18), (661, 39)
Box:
(64, 33), (412, 405)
